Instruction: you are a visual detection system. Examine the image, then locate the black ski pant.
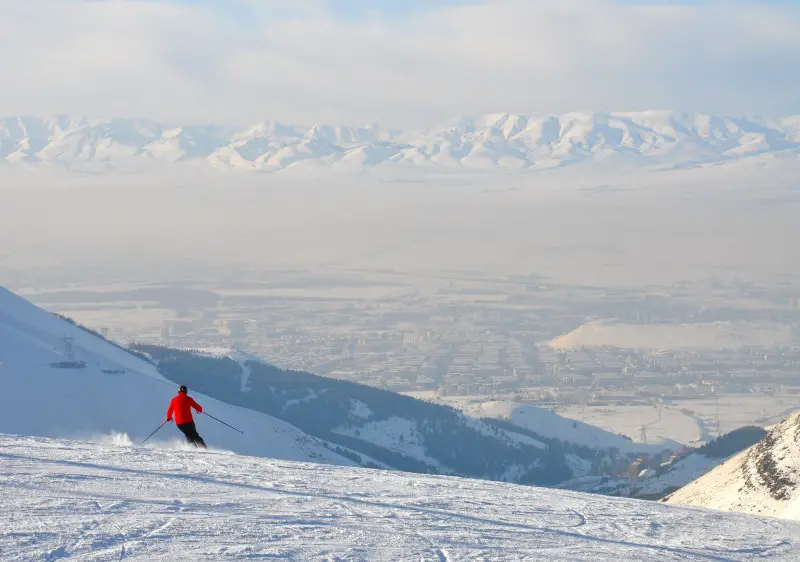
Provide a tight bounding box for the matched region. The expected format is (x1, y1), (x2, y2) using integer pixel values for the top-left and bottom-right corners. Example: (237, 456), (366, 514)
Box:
(176, 421), (207, 449)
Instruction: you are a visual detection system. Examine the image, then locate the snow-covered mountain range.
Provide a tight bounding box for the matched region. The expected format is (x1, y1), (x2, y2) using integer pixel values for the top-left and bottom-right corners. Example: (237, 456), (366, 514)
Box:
(665, 411), (800, 520)
(4, 433), (800, 561)
(2, 112), (799, 173)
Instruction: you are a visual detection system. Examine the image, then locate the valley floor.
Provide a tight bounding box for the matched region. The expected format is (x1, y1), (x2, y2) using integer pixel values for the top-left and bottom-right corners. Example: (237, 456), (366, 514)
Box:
(2, 434), (799, 561)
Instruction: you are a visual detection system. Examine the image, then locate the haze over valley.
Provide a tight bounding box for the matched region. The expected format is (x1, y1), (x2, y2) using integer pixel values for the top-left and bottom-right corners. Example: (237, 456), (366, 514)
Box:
(3, 156), (799, 447)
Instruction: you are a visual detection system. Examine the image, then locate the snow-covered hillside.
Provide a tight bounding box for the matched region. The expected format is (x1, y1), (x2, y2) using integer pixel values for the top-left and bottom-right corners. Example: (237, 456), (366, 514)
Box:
(665, 412), (800, 519)
(143, 344), (679, 486)
(467, 401), (678, 454)
(568, 450), (742, 501)
(2, 111), (799, 173)
(2, 433), (799, 561)
(564, 426), (767, 500)
(0, 287), (354, 466)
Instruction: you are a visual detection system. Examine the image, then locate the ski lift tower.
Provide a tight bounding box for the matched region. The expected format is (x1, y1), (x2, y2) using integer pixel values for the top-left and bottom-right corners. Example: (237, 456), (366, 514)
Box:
(63, 336), (75, 361)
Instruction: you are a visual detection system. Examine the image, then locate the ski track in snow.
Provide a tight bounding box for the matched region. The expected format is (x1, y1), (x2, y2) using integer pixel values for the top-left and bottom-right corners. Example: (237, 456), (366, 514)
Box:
(2, 435), (800, 560)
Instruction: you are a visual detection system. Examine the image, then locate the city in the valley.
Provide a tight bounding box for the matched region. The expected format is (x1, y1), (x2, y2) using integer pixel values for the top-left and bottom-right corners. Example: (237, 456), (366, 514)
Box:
(18, 268), (800, 447)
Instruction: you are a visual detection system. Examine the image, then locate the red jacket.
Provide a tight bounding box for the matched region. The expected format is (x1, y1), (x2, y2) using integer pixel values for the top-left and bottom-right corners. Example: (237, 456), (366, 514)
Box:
(167, 393), (202, 425)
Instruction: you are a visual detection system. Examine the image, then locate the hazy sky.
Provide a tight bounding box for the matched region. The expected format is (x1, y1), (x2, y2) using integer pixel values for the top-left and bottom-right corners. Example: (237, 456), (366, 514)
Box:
(1, 0), (799, 126)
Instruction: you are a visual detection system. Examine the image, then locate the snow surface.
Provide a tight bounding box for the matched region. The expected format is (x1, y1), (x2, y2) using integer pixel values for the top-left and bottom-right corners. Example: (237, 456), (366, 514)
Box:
(2, 433), (799, 561)
(349, 399), (373, 421)
(334, 417), (445, 471)
(632, 453), (731, 497)
(0, 287), (353, 466)
(2, 112), (799, 173)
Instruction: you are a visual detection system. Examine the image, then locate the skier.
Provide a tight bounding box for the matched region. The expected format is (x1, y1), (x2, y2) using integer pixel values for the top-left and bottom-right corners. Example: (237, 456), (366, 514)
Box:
(167, 385), (207, 449)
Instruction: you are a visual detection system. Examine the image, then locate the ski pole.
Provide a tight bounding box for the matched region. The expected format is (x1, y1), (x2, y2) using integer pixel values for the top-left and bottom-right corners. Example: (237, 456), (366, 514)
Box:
(203, 412), (244, 434)
(140, 420), (170, 445)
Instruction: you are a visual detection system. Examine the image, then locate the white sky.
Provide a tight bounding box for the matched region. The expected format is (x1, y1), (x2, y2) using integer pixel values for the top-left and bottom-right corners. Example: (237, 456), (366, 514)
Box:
(1, 0), (799, 127)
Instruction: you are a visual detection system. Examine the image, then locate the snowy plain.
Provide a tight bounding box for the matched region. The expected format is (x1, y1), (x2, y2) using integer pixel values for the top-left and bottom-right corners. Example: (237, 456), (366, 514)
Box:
(2, 433), (800, 561)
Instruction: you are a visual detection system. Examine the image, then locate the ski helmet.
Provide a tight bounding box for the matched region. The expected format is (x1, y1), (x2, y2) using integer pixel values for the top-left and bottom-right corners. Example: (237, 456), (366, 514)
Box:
(178, 385), (188, 394)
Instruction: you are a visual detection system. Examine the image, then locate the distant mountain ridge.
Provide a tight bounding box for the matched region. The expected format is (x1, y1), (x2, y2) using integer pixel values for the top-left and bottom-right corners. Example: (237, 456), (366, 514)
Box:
(1, 111), (799, 173)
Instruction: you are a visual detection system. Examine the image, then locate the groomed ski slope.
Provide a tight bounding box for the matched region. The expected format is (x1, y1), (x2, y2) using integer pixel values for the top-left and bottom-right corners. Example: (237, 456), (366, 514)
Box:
(2, 434), (799, 561)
